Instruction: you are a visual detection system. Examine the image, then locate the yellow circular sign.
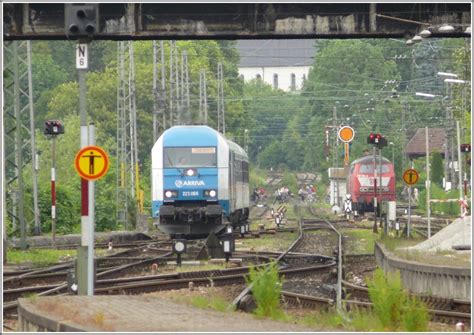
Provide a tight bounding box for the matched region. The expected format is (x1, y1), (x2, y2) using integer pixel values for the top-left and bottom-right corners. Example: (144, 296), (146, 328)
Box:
(74, 145), (109, 181)
(403, 168), (419, 185)
(338, 126), (355, 143)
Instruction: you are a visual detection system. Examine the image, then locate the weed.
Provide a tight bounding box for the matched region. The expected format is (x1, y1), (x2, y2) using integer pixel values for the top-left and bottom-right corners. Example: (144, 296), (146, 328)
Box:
(25, 293), (38, 303)
(245, 261), (283, 319)
(365, 269), (429, 331)
(367, 268), (405, 329)
(190, 295), (230, 313)
(402, 296), (429, 331)
(92, 311), (105, 326)
(300, 310), (345, 329)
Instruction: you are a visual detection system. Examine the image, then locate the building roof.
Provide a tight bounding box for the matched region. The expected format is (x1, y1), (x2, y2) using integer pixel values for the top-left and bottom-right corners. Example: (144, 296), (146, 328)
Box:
(405, 128), (446, 157)
(236, 39), (316, 68)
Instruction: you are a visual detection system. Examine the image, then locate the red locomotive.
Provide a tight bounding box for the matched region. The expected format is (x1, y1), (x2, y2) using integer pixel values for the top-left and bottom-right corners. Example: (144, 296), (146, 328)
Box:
(346, 155), (396, 214)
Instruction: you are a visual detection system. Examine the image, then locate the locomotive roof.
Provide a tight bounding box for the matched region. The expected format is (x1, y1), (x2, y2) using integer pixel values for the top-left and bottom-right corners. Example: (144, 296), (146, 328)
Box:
(162, 125), (218, 146)
(162, 125), (248, 160)
(351, 155), (391, 165)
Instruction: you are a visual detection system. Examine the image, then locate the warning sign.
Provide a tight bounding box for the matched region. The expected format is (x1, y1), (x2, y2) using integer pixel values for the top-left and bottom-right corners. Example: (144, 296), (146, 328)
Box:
(75, 146), (109, 181)
(338, 126), (355, 143)
(403, 168), (419, 185)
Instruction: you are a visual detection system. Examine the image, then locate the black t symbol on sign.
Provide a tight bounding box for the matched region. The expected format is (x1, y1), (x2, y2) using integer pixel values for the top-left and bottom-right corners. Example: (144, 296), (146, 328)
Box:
(82, 151), (102, 175)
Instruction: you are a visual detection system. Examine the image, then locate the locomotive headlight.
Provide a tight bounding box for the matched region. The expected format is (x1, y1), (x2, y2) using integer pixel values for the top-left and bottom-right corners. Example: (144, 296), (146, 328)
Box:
(204, 189), (217, 197)
(186, 169), (195, 176)
(165, 190), (177, 198)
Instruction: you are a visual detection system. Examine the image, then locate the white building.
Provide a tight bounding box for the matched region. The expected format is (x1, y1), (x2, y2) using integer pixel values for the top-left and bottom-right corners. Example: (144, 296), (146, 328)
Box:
(236, 40), (316, 91)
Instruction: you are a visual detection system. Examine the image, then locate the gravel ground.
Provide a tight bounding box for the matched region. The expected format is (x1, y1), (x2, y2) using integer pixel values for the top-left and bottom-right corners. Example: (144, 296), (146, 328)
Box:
(295, 230), (339, 256)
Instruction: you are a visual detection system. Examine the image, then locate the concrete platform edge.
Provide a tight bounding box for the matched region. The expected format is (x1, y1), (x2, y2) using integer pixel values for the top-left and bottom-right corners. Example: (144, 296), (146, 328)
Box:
(18, 298), (96, 332)
(374, 242), (471, 300)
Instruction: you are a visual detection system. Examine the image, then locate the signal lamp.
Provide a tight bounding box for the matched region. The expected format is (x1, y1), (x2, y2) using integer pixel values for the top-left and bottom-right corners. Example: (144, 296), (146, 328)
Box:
(44, 120), (65, 136)
(65, 4), (98, 37)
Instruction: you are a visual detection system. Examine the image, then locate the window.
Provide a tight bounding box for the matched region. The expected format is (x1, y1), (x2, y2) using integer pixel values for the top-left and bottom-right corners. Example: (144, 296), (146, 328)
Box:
(164, 147), (217, 168)
(256, 74), (262, 80)
(290, 73), (296, 91)
(359, 164), (390, 174)
(273, 74), (278, 89)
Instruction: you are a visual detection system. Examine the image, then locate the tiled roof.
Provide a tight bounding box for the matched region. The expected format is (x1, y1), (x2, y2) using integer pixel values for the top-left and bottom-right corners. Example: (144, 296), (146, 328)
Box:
(236, 39), (316, 67)
(405, 128), (446, 157)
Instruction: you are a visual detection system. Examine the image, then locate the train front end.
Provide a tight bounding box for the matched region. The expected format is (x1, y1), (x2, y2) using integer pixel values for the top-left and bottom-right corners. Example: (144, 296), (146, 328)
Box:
(348, 155), (396, 213)
(151, 126), (225, 237)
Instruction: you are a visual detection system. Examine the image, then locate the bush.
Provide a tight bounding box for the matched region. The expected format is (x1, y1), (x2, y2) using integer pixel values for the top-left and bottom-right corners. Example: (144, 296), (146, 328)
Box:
(366, 269), (429, 331)
(403, 296), (429, 331)
(367, 269), (405, 329)
(245, 262), (284, 319)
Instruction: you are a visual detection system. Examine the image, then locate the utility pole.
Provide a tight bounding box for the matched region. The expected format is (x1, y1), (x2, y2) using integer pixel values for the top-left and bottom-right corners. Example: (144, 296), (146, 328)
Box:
(128, 42), (140, 214)
(152, 41), (166, 142)
(373, 146), (378, 233)
(333, 106), (339, 208)
(181, 50), (190, 124)
(456, 121), (463, 203)
(426, 127), (431, 238)
(116, 42), (131, 229)
(199, 70), (208, 124)
(4, 41), (39, 248)
(169, 41), (180, 126)
(217, 62), (225, 134)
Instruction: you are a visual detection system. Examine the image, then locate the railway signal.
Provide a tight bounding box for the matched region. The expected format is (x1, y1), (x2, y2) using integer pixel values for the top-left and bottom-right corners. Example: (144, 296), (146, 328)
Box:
(44, 120), (65, 245)
(460, 144), (471, 153)
(44, 120), (65, 136)
(65, 4), (98, 37)
(367, 133), (388, 149)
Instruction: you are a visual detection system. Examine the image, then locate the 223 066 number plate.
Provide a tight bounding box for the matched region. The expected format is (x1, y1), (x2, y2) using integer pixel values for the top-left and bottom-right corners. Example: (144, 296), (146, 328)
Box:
(182, 191), (199, 197)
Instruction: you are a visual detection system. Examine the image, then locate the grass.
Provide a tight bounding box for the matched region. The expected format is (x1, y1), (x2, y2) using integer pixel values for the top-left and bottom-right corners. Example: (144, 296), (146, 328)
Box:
(238, 232), (297, 252)
(175, 263), (228, 273)
(190, 295), (230, 312)
(6, 248), (77, 267)
(341, 228), (380, 254)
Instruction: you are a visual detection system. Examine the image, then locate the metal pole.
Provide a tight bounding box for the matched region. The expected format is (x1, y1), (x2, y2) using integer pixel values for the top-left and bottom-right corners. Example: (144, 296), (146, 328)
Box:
(333, 106), (339, 207)
(27, 41), (41, 236)
(373, 146), (378, 233)
(88, 123), (95, 296)
(13, 42), (28, 250)
(425, 127), (431, 238)
(407, 160), (414, 238)
(51, 136), (57, 246)
(78, 43), (89, 296)
(456, 121), (464, 204)
(380, 148), (385, 234)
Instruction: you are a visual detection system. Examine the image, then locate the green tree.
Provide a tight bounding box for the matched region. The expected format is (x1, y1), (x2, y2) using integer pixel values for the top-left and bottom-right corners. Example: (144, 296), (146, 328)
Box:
(431, 151), (443, 186)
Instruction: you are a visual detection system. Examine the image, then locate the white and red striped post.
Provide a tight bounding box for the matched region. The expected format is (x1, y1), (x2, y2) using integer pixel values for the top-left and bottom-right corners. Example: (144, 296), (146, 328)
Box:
(51, 136), (57, 246)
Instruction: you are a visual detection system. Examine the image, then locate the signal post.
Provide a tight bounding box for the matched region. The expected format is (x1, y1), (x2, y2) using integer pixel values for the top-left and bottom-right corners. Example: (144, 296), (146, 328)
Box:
(66, 3), (100, 295)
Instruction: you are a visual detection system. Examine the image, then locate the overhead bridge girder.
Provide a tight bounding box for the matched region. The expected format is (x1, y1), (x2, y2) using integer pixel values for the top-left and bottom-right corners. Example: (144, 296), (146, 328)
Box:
(3, 3), (471, 40)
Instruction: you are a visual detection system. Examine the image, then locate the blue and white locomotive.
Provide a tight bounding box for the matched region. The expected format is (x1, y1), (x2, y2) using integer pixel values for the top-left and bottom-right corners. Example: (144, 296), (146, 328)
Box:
(151, 126), (250, 237)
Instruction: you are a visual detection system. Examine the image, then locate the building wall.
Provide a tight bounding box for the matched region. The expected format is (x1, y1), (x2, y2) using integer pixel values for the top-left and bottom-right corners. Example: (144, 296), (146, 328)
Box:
(238, 66), (311, 91)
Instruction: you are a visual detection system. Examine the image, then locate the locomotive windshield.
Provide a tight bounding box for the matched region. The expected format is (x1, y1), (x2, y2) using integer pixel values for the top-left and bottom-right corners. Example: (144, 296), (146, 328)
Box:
(164, 147), (217, 168)
(359, 164), (391, 174)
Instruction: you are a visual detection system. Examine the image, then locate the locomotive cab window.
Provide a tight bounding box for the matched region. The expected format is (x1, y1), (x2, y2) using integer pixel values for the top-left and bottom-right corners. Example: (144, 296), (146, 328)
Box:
(164, 147), (217, 168)
(359, 164), (390, 174)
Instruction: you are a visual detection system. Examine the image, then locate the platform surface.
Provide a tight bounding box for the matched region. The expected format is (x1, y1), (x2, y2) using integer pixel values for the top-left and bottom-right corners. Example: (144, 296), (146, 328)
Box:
(18, 295), (318, 332)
